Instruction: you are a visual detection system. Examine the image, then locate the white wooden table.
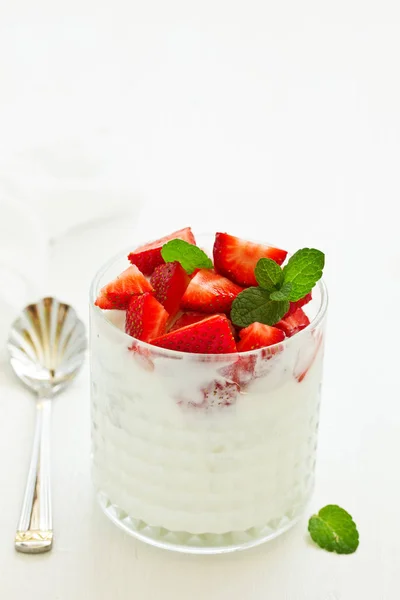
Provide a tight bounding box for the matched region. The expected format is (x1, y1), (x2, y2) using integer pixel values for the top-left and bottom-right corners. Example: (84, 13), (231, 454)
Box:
(0, 2), (399, 597)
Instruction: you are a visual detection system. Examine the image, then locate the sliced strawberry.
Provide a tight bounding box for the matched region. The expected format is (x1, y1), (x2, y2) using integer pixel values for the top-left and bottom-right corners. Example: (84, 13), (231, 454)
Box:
(151, 314), (237, 354)
(180, 269), (243, 313)
(200, 381), (239, 408)
(94, 293), (117, 310)
(128, 227), (196, 275)
(125, 292), (169, 342)
(95, 265), (153, 309)
(237, 322), (285, 352)
(178, 380), (239, 409)
(284, 292), (312, 317)
(150, 261), (190, 317)
(170, 311), (237, 338)
(169, 311), (209, 331)
(220, 355), (256, 389)
(213, 232), (287, 286)
(275, 308), (310, 337)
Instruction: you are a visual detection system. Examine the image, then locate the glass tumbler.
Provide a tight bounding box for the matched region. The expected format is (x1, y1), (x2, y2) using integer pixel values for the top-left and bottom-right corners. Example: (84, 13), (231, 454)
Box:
(90, 236), (328, 553)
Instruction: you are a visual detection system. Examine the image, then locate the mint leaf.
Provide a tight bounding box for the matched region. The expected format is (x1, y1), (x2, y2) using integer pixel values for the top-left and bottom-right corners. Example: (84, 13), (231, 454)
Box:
(254, 258), (284, 291)
(270, 282), (293, 301)
(161, 239), (213, 274)
(308, 505), (359, 555)
(283, 248), (325, 302)
(231, 287), (289, 328)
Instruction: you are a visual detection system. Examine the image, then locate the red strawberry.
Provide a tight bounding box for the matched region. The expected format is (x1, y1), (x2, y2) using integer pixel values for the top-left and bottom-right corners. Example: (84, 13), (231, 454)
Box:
(180, 269), (243, 313)
(178, 380), (239, 409)
(237, 322), (285, 352)
(275, 308), (310, 337)
(220, 355), (256, 389)
(170, 311), (237, 337)
(200, 381), (239, 408)
(125, 292), (169, 342)
(95, 265), (153, 309)
(128, 227), (196, 275)
(151, 314), (237, 354)
(284, 292), (312, 317)
(150, 261), (190, 317)
(213, 232), (287, 286)
(169, 311), (209, 331)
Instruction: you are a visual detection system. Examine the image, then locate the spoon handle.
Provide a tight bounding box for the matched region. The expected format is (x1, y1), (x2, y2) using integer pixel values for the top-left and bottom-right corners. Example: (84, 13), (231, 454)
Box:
(15, 395), (53, 553)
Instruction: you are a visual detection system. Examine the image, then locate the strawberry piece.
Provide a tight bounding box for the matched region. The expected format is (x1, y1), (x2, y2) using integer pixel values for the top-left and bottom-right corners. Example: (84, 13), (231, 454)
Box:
(150, 261), (190, 317)
(151, 314), (237, 354)
(201, 381), (239, 408)
(128, 227), (196, 275)
(178, 380), (239, 409)
(170, 311), (237, 337)
(213, 232), (287, 286)
(237, 322), (285, 352)
(125, 292), (169, 342)
(275, 308), (310, 337)
(169, 311), (209, 331)
(94, 293), (117, 310)
(180, 269), (243, 313)
(95, 265), (153, 309)
(220, 355), (256, 389)
(284, 292), (312, 317)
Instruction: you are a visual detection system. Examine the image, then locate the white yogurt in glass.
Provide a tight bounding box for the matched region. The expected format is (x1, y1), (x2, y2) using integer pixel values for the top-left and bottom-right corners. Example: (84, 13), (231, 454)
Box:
(89, 237), (327, 552)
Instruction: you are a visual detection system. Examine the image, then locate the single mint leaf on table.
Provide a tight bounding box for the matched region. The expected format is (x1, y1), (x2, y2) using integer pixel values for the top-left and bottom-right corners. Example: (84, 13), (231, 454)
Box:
(161, 239), (213, 274)
(283, 248), (325, 302)
(254, 258), (284, 291)
(231, 287), (289, 328)
(308, 505), (359, 555)
(269, 281), (293, 301)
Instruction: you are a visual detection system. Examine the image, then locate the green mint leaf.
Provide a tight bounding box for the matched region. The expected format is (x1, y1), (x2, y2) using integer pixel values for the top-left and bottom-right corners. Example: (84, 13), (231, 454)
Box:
(269, 282), (293, 301)
(308, 505), (359, 555)
(231, 287), (289, 328)
(283, 248), (325, 302)
(254, 258), (284, 291)
(161, 239), (213, 274)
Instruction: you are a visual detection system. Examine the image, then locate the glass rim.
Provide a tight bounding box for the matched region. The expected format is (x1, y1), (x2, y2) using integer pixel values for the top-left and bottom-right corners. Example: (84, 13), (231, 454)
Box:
(89, 244), (328, 359)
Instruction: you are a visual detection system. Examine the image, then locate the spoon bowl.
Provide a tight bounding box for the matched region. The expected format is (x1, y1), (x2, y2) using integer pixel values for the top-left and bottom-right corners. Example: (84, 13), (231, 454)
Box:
(8, 297), (86, 394)
(7, 297), (86, 553)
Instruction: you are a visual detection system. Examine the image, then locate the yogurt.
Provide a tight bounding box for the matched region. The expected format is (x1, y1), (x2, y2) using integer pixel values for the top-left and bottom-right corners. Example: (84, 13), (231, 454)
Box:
(90, 299), (325, 537)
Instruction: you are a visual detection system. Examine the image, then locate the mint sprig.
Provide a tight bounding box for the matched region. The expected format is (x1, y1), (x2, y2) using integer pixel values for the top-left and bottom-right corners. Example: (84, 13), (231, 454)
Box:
(254, 258), (284, 291)
(269, 281), (293, 301)
(231, 247), (324, 328)
(283, 248), (325, 302)
(161, 239), (213, 274)
(308, 505), (359, 554)
(230, 288), (289, 328)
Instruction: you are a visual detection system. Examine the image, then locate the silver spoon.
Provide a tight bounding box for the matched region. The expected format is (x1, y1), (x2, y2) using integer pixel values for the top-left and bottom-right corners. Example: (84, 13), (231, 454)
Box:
(7, 297), (86, 553)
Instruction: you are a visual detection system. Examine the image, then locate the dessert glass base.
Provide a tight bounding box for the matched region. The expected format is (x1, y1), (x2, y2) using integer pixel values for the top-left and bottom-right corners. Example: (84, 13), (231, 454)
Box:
(96, 490), (306, 554)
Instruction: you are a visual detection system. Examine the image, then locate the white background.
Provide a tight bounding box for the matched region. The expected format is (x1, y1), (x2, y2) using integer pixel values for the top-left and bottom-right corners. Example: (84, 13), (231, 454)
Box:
(0, 1), (399, 598)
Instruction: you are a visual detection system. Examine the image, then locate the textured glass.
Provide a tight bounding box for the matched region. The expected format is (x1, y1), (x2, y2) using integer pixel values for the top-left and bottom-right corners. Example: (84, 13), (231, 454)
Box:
(90, 238), (327, 553)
